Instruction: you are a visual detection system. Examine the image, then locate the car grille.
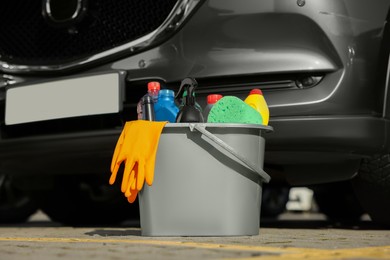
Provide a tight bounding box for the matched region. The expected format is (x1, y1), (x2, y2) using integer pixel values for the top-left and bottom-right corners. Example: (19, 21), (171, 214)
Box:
(0, 0), (179, 66)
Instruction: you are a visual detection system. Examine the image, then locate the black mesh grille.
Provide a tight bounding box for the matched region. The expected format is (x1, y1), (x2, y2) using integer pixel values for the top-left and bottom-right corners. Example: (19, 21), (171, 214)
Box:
(0, 0), (178, 66)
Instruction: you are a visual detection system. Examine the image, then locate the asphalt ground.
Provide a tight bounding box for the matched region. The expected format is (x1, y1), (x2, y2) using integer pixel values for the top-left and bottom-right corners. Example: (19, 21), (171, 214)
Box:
(0, 211), (389, 260)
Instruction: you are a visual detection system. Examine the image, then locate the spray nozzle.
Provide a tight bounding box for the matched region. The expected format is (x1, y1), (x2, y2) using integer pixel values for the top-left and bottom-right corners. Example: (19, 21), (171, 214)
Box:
(175, 77), (197, 106)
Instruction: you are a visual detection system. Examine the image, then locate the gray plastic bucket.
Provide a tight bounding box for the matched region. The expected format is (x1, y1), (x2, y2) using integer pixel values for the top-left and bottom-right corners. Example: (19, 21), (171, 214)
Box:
(139, 123), (272, 236)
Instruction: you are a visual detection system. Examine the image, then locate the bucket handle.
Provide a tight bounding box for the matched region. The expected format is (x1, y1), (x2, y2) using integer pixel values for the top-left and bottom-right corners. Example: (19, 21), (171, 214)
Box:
(189, 124), (271, 183)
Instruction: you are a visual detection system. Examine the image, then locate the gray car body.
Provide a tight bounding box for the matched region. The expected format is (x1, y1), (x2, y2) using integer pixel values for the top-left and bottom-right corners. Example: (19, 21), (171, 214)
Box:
(1, 0), (390, 186)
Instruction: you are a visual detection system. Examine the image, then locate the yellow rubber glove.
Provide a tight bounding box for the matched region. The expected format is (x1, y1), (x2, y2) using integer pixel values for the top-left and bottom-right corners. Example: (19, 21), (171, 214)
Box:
(109, 120), (167, 203)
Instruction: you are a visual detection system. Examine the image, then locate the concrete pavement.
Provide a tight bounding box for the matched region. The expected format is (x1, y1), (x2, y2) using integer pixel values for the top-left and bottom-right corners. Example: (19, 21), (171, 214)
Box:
(0, 211), (389, 259)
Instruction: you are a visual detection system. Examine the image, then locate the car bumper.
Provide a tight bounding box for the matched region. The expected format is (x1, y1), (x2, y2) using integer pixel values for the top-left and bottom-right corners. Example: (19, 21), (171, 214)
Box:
(0, 115), (388, 176)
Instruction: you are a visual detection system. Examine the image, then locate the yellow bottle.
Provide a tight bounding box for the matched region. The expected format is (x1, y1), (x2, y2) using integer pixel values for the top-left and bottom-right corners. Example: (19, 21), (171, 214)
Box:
(244, 89), (269, 125)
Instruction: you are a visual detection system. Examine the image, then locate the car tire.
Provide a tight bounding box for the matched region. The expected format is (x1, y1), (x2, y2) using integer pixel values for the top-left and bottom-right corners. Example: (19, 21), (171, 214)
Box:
(261, 185), (289, 218)
(312, 181), (365, 222)
(32, 175), (139, 226)
(353, 154), (390, 227)
(0, 174), (38, 223)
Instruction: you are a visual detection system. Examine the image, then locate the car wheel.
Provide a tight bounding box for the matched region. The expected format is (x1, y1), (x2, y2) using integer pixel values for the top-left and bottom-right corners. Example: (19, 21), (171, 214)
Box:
(312, 181), (365, 222)
(261, 185), (289, 218)
(353, 154), (390, 227)
(33, 175), (139, 226)
(0, 174), (38, 223)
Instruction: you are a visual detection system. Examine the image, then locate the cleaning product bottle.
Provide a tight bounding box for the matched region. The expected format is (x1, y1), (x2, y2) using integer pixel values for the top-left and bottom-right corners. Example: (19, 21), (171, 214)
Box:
(244, 89), (269, 125)
(178, 90), (203, 112)
(141, 95), (155, 121)
(203, 94), (223, 121)
(155, 89), (179, 123)
(175, 78), (204, 123)
(137, 81), (161, 120)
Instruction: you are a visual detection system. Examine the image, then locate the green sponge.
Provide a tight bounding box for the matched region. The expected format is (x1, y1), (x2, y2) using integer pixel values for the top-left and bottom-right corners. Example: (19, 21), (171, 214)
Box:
(207, 96), (263, 124)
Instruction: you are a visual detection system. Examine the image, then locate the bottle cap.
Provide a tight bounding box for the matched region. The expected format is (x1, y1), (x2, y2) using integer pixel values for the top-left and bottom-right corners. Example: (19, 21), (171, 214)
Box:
(250, 89), (263, 95)
(148, 81), (161, 91)
(207, 94), (223, 104)
(159, 89), (174, 98)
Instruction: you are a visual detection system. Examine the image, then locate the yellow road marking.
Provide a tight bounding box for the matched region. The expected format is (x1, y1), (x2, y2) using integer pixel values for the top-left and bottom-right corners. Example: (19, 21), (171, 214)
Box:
(0, 237), (389, 259)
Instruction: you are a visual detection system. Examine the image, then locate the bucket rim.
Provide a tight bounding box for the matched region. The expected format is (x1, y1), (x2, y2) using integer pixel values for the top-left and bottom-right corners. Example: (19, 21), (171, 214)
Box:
(164, 123), (273, 133)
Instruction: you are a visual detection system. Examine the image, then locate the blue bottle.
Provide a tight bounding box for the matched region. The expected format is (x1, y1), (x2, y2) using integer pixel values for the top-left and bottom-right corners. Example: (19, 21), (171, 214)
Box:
(155, 89), (179, 123)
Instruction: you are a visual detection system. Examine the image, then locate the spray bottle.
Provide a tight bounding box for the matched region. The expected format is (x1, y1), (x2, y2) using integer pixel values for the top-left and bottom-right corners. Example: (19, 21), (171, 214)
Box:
(175, 78), (204, 123)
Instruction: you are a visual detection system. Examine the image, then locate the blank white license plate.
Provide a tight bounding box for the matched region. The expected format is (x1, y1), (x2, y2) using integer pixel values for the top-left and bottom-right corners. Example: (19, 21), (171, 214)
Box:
(5, 73), (122, 125)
